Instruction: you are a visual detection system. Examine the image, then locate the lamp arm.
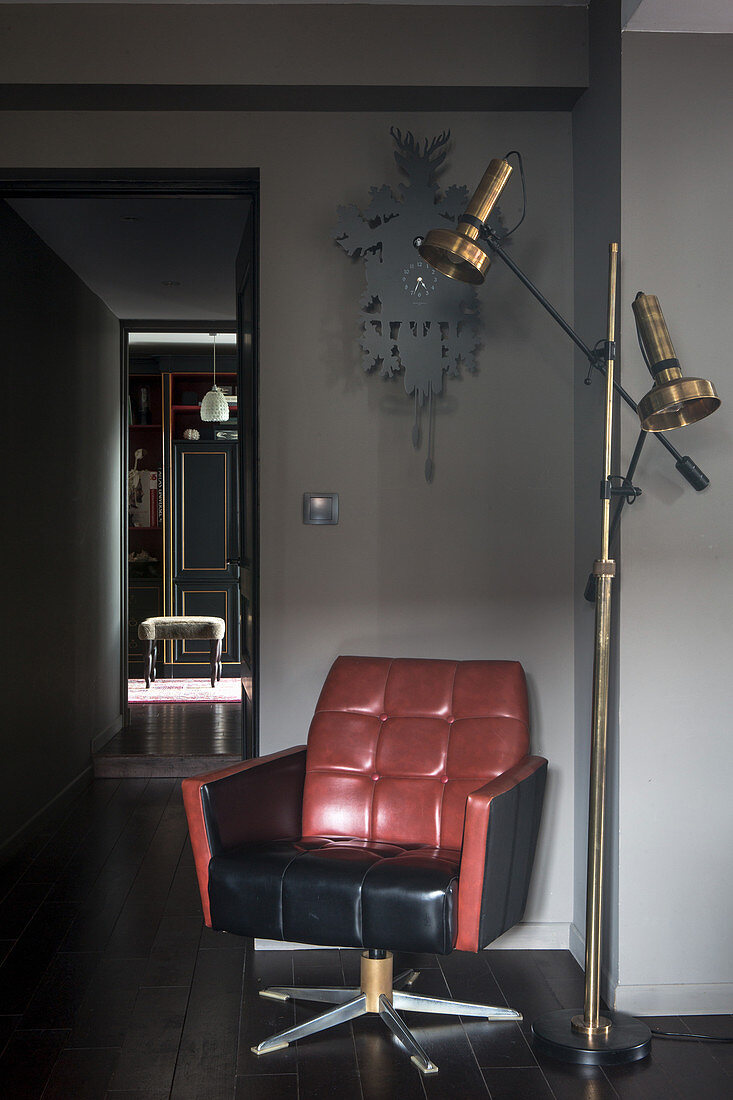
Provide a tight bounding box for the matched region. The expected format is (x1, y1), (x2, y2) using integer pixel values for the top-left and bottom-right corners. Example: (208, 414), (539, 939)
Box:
(482, 233), (709, 492)
(609, 430), (646, 548)
(483, 232), (599, 364)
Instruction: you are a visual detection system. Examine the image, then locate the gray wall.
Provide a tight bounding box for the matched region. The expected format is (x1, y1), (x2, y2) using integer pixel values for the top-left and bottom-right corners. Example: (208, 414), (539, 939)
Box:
(0, 201), (122, 852)
(617, 32), (733, 1013)
(257, 112), (576, 934)
(0, 108), (577, 936)
(4, 9), (730, 1009)
(0, 3), (586, 90)
(0, 3), (589, 937)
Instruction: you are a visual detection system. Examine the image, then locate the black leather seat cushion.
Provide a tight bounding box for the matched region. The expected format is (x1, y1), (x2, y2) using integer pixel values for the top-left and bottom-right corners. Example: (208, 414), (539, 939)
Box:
(208, 837), (461, 953)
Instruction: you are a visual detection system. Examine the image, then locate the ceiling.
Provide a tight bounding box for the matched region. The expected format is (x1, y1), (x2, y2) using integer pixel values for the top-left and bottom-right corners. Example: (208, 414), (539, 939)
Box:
(623, 0), (733, 32)
(7, 195), (251, 320)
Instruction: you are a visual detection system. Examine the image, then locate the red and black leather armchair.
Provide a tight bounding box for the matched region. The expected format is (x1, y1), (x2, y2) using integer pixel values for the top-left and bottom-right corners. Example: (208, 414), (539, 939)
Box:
(183, 656), (547, 1075)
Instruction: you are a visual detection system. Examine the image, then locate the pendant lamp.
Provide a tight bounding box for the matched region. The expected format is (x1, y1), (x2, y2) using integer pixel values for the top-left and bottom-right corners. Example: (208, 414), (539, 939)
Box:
(200, 332), (229, 422)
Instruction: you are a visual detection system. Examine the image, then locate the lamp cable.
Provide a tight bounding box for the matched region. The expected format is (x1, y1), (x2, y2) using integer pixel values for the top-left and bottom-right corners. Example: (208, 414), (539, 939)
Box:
(633, 294), (656, 378)
(651, 1028), (733, 1043)
(501, 150), (526, 238)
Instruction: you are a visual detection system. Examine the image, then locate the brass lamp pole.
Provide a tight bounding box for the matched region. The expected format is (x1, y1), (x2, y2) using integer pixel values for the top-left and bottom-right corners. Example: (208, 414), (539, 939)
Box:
(576, 242), (619, 1042)
(419, 158), (720, 1065)
(527, 244), (656, 1063)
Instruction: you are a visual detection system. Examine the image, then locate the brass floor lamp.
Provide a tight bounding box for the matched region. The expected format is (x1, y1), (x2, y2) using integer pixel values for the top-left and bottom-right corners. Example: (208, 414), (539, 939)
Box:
(419, 158), (720, 1065)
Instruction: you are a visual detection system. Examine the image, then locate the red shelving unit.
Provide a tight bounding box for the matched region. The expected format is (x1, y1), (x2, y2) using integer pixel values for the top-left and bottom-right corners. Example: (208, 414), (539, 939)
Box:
(169, 373), (237, 440)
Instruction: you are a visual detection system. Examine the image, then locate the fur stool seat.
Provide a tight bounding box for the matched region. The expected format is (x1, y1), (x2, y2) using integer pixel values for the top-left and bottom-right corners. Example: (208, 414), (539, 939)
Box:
(137, 616), (226, 688)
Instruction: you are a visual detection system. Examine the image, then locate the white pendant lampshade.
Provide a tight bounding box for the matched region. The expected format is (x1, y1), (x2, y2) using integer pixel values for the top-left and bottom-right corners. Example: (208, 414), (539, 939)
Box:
(200, 385), (229, 421)
(200, 333), (230, 422)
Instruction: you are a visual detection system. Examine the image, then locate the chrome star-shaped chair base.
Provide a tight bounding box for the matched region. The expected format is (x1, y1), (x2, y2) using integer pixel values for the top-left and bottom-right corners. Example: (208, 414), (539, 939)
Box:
(252, 950), (522, 1075)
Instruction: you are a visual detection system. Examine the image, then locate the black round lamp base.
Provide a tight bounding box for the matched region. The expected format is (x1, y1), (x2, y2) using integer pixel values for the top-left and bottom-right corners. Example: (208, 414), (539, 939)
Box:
(531, 1010), (652, 1066)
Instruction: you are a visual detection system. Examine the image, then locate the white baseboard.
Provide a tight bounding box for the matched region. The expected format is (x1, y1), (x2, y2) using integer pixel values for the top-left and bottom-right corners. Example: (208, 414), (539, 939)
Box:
(615, 982), (733, 1016)
(569, 922), (618, 1008)
(255, 923), (571, 953)
(256, 929), (733, 1014)
(568, 922), (585, 969)
(91, 714), (123, 754)
(489, 922), (570, 949)
(570, 923), (733, 1015)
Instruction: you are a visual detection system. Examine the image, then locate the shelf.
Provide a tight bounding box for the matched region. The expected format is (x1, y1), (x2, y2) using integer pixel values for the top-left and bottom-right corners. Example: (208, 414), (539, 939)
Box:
(173, 437), (237, 443)
(130, 423), (162, 429)
(130, 526), (163, 532)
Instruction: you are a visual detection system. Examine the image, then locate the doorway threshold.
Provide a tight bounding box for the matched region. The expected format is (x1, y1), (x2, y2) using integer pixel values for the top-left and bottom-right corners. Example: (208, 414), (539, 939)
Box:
(94, 701), (241, 778)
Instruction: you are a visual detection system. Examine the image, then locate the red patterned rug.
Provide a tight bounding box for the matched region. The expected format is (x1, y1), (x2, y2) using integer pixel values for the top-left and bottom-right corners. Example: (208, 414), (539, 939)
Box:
(128, 678), (242, 704)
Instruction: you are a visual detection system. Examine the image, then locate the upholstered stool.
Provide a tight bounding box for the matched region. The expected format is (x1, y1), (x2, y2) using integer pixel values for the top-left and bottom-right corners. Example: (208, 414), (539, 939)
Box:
(137, 616), (226, 688)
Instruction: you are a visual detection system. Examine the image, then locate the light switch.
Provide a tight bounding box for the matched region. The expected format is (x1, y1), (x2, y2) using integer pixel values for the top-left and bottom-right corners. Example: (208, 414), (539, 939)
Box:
(303, 492), (339, 525)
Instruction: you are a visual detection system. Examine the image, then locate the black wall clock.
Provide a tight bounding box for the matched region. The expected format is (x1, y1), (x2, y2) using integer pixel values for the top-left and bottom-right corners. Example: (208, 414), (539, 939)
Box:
(333, 128), (505, 480)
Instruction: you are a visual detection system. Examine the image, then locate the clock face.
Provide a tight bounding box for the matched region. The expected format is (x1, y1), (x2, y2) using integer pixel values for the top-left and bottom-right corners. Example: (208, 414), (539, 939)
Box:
(401, 260), (440, 302)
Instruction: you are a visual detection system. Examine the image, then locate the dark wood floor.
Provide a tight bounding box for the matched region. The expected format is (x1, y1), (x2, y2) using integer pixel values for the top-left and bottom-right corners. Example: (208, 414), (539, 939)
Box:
(94, 704), (241, 777)
(0, 778), (731, 1099)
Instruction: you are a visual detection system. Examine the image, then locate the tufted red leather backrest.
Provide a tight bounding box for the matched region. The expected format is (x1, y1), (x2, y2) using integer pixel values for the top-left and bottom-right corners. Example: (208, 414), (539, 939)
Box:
(301, 656), (529, 850)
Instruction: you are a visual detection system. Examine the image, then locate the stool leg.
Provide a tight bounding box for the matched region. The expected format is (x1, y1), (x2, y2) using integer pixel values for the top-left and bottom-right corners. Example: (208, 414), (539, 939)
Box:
(144, 641), (154, 689)
(210, 640), (217, 688)
(216, 638), (223, 682)
(151, 642), (157, 683)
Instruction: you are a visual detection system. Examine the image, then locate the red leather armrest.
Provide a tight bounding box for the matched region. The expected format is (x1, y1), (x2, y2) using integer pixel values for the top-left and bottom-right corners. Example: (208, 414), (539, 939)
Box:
(455, 755), (547, 952)
(182, 745), (307, 927)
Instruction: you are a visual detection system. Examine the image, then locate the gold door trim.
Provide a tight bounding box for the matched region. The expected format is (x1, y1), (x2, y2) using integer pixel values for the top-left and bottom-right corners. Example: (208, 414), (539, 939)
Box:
(180, 587), (229, 661)
(180, 449), (230, 572)
(165, 373), (174, 665)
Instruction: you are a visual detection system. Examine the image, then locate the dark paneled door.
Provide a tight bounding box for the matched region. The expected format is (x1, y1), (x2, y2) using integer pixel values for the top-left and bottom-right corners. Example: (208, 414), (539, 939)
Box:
(172, 441), (240, 673)
(236, 200), (259, 759)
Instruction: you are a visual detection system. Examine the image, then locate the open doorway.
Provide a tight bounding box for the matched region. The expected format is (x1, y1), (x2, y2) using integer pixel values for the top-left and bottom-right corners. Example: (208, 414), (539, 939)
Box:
(2, 177), (259, 777)
(124, 329), (242, 772)
(127, 330), (240, 694)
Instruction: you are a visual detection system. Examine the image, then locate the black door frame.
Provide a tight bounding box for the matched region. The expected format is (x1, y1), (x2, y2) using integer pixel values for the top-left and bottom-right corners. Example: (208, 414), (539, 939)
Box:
(0, 172), (260, 758)
(235, 204), (259, 760)
(123, 318), (238, 709)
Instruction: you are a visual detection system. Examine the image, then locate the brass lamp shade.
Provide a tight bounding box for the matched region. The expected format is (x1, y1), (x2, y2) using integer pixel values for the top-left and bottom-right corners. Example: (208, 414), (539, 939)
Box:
(633, 293), (720, 432)
(638, 376), (720, 432)
(419, 227), (492, 285)
(419, 158), (513, 284)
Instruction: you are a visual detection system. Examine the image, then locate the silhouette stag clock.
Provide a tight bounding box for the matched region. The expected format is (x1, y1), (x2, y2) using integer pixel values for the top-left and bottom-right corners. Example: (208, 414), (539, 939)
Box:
(333, 127), (505, 480)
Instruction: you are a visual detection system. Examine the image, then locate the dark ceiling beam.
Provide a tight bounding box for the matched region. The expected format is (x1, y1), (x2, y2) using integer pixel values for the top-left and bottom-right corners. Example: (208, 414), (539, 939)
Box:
(0, 84), (585, 112)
